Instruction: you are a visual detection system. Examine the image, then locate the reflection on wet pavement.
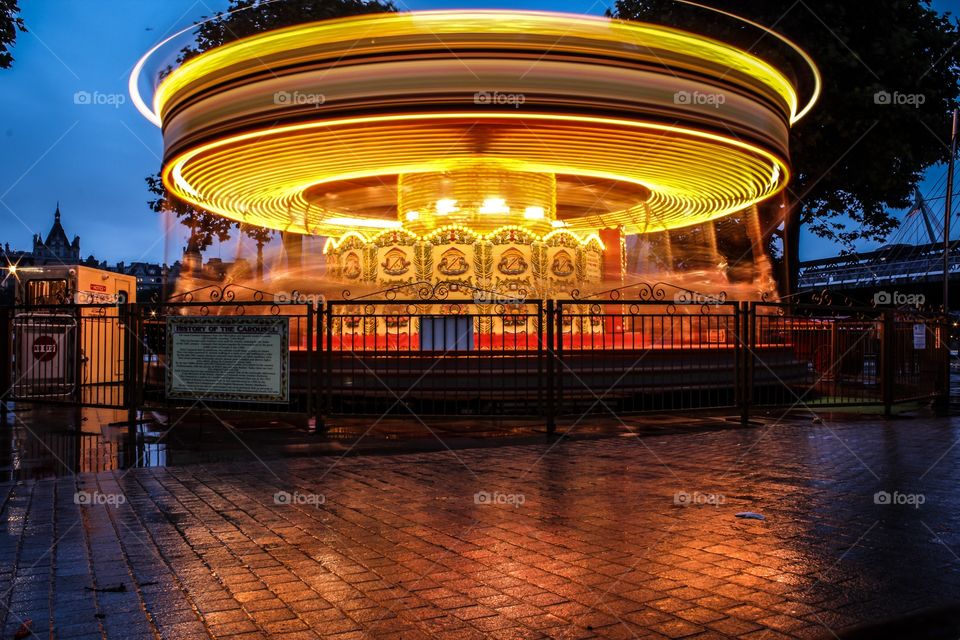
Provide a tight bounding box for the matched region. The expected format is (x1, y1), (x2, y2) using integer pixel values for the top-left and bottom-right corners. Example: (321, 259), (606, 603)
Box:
(2, 414), (960, 638)
(1, 403), (757, 481)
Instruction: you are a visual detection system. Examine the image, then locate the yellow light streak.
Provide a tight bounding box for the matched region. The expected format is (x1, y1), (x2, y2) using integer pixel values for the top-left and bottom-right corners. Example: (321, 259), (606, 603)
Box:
(151, 11), (813, 124)
(161, 111), (790, 236)
(138, 9), (817, 240)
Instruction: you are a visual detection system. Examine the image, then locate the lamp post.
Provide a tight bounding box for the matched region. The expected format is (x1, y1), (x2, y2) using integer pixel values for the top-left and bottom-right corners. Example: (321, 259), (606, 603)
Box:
(942, 109), (957, 413)
(945, 110), (957, 315)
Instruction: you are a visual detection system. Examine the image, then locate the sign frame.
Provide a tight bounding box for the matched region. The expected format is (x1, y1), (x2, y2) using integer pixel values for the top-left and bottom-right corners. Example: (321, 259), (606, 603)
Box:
(165, 316), (290, 403)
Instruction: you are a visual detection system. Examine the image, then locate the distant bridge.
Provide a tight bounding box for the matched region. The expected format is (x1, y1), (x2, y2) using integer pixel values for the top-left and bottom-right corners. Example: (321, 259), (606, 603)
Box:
(798, 242), (960, 290)
(797, 188), (960, 307)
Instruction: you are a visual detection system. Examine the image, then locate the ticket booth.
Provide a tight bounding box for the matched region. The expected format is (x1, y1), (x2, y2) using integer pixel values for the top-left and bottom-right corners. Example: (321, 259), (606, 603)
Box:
(13, 265), (136, 390)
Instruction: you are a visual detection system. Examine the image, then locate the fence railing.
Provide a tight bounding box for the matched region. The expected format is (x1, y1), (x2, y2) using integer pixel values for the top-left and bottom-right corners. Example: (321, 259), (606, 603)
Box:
(0, 298), (948, 435)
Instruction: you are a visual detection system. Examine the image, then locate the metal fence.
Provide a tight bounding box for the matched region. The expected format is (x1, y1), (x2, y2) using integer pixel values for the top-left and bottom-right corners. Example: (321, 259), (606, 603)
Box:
(322, 298), (546, 418)
(0, 292), (948, 434)
(553, 300), (742, 417)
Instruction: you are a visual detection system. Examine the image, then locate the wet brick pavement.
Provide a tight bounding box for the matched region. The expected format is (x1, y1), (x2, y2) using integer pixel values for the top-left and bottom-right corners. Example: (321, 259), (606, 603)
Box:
(2, 416), (960, 639)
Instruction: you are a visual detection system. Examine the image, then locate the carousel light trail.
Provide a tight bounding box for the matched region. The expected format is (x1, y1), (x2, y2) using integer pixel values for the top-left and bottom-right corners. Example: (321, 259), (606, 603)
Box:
(133, 10), (818, 241)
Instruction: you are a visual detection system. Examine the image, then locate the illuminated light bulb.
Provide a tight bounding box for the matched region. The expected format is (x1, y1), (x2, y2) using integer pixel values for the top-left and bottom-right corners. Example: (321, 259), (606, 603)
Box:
(436, 198), (459, 215)
(325, 217), (401, 229)
(405, 210), (419, 221)
(524, 206), (545, 219)
(479, 197), (509, 214)
(551, 220), (568, 228)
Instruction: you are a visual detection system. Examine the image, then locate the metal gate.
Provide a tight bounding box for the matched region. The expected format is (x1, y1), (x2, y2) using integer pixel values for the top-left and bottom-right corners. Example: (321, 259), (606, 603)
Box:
(2, 304), (127, 408)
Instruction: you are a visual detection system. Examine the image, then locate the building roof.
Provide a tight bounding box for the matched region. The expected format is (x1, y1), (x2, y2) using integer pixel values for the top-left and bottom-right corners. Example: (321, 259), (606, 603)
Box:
(43, 203), (71, 247)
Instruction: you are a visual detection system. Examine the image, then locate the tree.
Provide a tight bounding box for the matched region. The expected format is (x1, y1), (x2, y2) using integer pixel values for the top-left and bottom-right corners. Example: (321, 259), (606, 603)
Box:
(146, 173), (233, 254)
(0, 0), (25, 69)
(147, 0), (396, 267)
(610, 0), (960, 292)
(240, 222), (274, 281)
(187, 0), (395, 56)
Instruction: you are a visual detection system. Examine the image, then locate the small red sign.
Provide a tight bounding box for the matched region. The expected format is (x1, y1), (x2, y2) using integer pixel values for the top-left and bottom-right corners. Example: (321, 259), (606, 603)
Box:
(32, 336), (58, 362)
(89, 283), (107, 292)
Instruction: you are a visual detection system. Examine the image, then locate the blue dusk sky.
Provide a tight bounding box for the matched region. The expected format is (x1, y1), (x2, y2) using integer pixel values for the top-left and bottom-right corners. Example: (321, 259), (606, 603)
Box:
(0, 0), (958, 267)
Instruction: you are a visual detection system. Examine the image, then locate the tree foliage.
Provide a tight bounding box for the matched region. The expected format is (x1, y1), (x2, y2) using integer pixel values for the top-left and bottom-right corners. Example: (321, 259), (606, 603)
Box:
(610, 0), (960, 252)
(146, 174), (233, 253)
(0, 0), (25, 69)
(187, 0), (395, 56)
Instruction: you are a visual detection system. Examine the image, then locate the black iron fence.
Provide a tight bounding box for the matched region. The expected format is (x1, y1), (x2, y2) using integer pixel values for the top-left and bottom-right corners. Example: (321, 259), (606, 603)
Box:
(0, 291), (948, 433)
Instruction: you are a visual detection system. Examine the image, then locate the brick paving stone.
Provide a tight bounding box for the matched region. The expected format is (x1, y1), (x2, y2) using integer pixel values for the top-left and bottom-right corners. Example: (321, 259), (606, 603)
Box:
(4, 418), (960, 638)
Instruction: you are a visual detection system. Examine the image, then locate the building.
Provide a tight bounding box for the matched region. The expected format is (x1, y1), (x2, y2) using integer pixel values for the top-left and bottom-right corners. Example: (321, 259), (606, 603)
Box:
(2, 204), (86, 269)
(0, 205), (186, 302)
(31, 204), (80, 265)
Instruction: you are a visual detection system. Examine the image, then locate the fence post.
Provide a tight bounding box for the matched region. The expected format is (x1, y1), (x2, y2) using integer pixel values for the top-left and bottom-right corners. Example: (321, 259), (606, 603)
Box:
(546, 299), (555, 435)
(314, 301), (326, 432)
(938, 315), (951, 413)
(305, 303), (314, 426)
(555, 299), (565, 430)
(739, 301), (751, 425)
(73, 305), (83, 406)
(0, 307), (10, 423)
(882, 309), (895, 417)
(324, 303), (333, 421)
(123, 302), (139, 468)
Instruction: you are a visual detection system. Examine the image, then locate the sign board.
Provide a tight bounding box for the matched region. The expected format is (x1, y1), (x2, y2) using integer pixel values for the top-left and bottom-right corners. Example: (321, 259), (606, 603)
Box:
(166, 316), (289, 402)
(74, 290), (124, 304)
(420, 316), (473, 351)
(13, 314), (75, 395)
(707, 329), (728, 344)
(913, 324), (926, 350)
